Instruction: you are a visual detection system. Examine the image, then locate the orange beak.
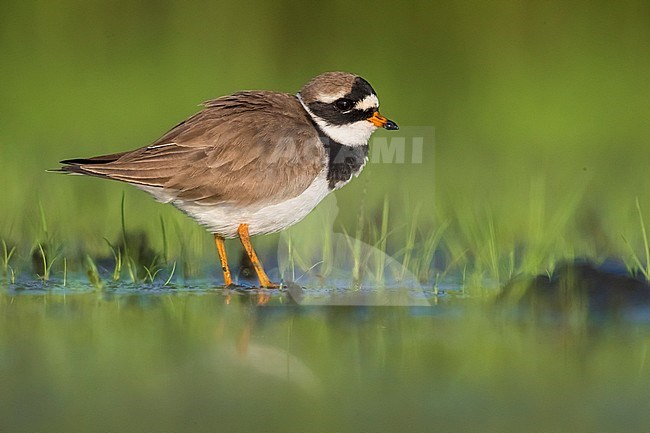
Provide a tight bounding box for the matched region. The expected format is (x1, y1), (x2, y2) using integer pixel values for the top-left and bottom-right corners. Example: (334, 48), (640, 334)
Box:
(367, 111), (399, 130)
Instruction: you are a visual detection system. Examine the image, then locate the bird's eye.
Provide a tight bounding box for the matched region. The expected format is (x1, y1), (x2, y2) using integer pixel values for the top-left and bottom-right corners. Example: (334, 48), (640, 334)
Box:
(334, 98), (353, 112)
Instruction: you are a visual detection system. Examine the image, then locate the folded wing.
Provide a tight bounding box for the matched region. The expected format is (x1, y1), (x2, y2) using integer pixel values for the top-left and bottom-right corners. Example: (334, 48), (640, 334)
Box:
(59, 92), (325, 206)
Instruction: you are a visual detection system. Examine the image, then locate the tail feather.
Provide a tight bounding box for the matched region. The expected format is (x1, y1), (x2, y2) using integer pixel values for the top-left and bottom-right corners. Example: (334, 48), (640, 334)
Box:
(54, 151), (172, 187)
(54, 152), (126, 178)
(60, 151), (125, 165)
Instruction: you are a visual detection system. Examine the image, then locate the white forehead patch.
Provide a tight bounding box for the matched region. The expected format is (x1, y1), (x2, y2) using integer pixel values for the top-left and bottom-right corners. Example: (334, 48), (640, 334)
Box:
(354, 94), (379, 111)
(315, 90), (348, 103)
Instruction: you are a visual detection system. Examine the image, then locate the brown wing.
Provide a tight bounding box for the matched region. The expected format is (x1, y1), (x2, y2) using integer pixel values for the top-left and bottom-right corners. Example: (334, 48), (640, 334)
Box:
(60, 91), (326, 206)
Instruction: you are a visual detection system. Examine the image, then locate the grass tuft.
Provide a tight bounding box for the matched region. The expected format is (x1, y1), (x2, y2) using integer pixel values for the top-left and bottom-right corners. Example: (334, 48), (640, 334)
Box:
(104, 238), (123, 281)
(623, 197), (650, 280)
(1, 239), (16, 283)
(84, 254), (103, 290)
(34, 242), (58, 282)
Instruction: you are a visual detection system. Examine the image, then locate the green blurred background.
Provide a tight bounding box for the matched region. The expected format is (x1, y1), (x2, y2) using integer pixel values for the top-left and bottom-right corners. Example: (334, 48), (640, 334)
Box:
(3, 4), (650, 431)
(1, 0), (650, 277)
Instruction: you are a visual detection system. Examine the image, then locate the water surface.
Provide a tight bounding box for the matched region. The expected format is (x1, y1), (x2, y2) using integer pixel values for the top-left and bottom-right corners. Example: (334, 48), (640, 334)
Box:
(2, 281), (650, 432)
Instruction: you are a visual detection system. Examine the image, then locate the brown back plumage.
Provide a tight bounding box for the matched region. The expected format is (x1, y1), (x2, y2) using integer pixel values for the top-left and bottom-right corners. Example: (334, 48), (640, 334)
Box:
(60, 91), (326, 206)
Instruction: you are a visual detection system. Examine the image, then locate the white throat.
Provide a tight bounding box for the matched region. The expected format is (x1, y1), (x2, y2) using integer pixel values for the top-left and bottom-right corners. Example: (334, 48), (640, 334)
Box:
(297, 93), (377, 147)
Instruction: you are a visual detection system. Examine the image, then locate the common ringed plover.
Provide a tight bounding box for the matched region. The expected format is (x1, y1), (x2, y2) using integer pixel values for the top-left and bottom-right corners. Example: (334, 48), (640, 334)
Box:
(58, 72), (398, 287)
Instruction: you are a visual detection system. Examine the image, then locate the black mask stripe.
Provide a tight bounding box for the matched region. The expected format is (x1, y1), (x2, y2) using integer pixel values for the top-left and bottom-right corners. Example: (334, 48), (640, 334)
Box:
(307, 103), (375, 125)
(305, 77), (379, 126)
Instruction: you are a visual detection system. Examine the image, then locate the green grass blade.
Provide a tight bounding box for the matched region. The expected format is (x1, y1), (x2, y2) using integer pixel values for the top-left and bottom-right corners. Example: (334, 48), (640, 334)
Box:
(160, 215), (168, 264)
(84, 254), (103, 290)
(164, 262), (177, 286)
(636, 197), (650, 279)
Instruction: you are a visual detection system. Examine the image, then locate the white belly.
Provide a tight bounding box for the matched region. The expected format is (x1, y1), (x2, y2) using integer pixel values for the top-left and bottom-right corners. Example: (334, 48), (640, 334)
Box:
(139, 169), (332, 238)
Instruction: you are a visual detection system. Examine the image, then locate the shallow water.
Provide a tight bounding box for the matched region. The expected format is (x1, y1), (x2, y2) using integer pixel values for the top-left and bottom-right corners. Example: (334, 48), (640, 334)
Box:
(2, 281), (650, 432)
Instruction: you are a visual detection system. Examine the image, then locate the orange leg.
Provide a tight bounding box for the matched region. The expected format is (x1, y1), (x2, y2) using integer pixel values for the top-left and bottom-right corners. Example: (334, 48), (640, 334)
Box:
(237, 223), (277, 288)
(214, 234), (233, 286)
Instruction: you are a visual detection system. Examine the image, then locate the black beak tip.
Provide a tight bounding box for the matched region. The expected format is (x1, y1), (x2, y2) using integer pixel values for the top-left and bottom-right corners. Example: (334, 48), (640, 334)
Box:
(384, 120), (399, 131)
